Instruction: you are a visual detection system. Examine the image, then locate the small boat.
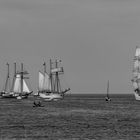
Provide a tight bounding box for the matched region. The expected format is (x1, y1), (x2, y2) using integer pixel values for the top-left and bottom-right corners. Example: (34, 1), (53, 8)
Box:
(12, 63), (33, 99)
(132, 46), (140, 100)
(105, 80), (111, 102)
(35, 59), (70, 101)
(33, 101), (44, 107)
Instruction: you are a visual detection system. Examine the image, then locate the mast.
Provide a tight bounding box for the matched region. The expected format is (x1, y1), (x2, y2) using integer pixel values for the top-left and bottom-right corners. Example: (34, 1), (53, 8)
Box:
(21, 63), (23, 94)
(107, 80), (109, 98)
(43, 62), (46, 73)
(4, 63), (10, 92)
(50, 59), (53, 92)
(55, 60), (59, 92)
(11, 62), (16, 91)
(54, 59), (61, 93)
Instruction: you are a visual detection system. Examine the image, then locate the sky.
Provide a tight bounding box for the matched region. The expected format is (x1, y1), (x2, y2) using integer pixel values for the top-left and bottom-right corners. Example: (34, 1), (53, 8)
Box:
(0, 0), (140, 94)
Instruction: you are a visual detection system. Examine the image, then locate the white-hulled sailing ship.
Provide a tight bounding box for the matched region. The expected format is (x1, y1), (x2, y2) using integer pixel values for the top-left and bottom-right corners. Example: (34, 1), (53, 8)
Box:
(132, 46), (140, 100)
(11, 63), (33, 99)
(35, 59), (70, 101)
(105, 80), (111, 102)
(0, 63), (15, 98)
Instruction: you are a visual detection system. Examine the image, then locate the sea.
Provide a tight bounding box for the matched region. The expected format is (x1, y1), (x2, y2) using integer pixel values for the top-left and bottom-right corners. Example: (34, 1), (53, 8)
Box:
(0, 93), (139, 140)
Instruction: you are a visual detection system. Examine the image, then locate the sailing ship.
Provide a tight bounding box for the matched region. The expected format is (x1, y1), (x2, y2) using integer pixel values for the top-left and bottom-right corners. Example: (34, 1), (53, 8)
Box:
(0, 63), (15, 98)
(11, 63), (32, 99)
(132, 46), (140, 100)
(105, 80), (111, 101)
(35, 59), (70, 101)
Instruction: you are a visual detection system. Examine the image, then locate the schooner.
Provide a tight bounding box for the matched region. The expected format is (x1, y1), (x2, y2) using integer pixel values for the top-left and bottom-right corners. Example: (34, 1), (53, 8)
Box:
(132, 46), (140, 100)
(35, 59), (70, 101)
(11, 63), (32, 99)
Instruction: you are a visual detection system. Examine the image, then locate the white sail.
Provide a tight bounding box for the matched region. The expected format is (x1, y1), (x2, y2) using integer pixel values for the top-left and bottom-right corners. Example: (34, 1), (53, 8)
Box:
(135, 46), (140, 57)
(43, 72), (51, 91)
(134, 60), (140, 69)
(13, 74), (21, 93)
(39, 71), (44, 91)
(132, 81), (138, 90)
(132, 46), (140, 100)
(23, 79), (30, 93)
(13, 74), (30, 93)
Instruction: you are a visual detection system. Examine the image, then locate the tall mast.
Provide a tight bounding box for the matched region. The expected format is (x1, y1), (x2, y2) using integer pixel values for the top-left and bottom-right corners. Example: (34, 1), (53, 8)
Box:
(11, 62), (16, 91)
(55, 60), (59, 92)
(4, 63), (10, 92)
(14, 62), (16, 78)
(43, 62), (46, 73)
(50, 59), (53, 92)
(107, 80), (109, 97)
(21, 63), (23, 94)
(54, 59), (61, 93)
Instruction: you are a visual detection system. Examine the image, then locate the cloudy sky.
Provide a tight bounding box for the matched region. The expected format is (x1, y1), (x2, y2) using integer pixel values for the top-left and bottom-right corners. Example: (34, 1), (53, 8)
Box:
(0, 0), (140, 94)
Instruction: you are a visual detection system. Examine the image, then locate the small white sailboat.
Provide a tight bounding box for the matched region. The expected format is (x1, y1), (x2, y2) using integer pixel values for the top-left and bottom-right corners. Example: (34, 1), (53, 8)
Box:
(1, 63), (15, 98)
(132, 46), (140, 100)
(105, 80), (111, 102)
(12, 63), (32, 99)
(35, 59), (70, 101)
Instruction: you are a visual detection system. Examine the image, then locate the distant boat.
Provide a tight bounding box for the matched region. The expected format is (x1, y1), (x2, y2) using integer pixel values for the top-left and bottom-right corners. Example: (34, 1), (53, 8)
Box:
(105, 80), (111, 102)
(11, 63), (32, 99)
(35, 59), (70, 101)
(132, 46), (140, 100)
(0, 63), (15, 98)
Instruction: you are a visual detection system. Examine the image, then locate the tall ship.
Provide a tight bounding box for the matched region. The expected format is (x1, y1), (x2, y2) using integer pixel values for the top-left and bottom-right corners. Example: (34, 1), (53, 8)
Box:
(0, 63), (15, 98)
(11, 63), (33, 99)
(35, 59), (70, 101)
(132, 46), (140, 100)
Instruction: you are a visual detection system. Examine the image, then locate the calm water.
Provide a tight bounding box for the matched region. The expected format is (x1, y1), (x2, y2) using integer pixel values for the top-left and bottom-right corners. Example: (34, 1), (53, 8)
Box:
(0, 93), (139, 140)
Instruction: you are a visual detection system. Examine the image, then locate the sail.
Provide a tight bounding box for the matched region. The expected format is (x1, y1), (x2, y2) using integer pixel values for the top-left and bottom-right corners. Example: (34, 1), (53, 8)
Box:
(132, 46), (140, 90)
(132, 46), (140, 100)
(43, 72), (51, 91)
(39, 71), (44, 91)
(13, 74), (21, 93)
(135, 46), (140, 57)
(23, 79), (30, 93)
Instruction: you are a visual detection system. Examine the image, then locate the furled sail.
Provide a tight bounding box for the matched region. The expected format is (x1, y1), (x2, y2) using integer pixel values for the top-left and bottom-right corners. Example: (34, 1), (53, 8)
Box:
(51, 67), (63, 73)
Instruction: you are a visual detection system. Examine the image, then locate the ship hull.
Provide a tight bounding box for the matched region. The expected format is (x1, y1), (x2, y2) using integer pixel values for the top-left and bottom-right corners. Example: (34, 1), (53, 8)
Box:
(134, 91), (140, 100)
(39, 92), (63, 101)
(105, 97), (111, 102)
(0, 92), (16, 99)
(16, 92), (33, 100)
